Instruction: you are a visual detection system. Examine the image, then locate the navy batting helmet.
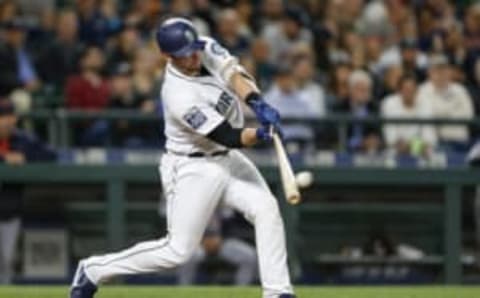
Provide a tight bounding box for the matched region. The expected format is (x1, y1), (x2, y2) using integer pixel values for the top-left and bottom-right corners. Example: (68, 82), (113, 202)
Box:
(156, 18), (204, 57)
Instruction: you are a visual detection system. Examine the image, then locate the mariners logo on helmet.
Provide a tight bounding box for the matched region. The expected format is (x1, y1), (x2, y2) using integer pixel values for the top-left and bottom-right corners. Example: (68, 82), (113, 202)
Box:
(184, 29), (195, 44)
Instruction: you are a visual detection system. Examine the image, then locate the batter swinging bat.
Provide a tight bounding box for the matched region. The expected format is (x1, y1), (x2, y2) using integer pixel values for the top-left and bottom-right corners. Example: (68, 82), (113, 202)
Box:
(272, 132), (302, 205)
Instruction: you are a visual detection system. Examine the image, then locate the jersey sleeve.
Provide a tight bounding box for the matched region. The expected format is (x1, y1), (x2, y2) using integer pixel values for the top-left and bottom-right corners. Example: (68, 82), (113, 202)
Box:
(163, 82), (225, 136)
(199, 36), (242, 85)
(180, 103), (225, 136)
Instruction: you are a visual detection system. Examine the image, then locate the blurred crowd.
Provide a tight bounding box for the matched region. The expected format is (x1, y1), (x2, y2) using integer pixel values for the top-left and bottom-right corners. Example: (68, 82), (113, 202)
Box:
(0, 0), (480, 154)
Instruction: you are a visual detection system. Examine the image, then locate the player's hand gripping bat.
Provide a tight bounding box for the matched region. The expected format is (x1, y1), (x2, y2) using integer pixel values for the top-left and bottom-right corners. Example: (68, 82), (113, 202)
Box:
(271, 128), (302, 205)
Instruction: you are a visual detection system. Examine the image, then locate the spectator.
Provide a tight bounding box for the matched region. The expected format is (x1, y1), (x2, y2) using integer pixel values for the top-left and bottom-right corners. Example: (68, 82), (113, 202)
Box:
(345, 32), (367, 70)
(356, 1), (393, 42)
(65, 46), (110, 110)
(464, 3), (480, 51)
(381, 75), (437, 157)
(169, 0), (210, 35)
(399, 39), (427, 82)
(109, 63), (154, 111)
(362, 32), (387, 75)
(256, 0), (285, 31)
(466, 56), (480, 115)
(327, 63), (352, 110)
(250, 37), (275, 89)
(27, 8), (57, 50)
(108, 63), (155, 147)
(76, 0), (121, 46)
(291, 56), (326, 117)
(0, 0), (17, 23)
(0, 99), (56, 284)
(128, 0), (164, 41)
(333, 69), (381, 153)
(131, 47), (161, 101)
(324, 0), (363, 29)
(261, 6), (312, 63)
(65, 46), (110, 145)
(233, 0), (254, 36)
(416, 4), (446, 52)
(444, 22), (467, 68)
(177, 208), (257, 285)
(376, 63), (404, 99)
(289, 41), (316, 65)
(377, 39), (428, 80)
(106, 21), (141, 72)
(192, 0), (215, 33)
(0, 18), (40, 101)
(36, 10), (84, 88)
(264, 64), (322, 144)
(215, 9), (250, 56)
(416, 55), (474, 151)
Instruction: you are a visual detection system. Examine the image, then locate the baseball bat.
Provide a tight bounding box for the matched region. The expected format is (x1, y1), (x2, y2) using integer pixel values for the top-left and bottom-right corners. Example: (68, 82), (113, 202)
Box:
(272, 132), (301, 205)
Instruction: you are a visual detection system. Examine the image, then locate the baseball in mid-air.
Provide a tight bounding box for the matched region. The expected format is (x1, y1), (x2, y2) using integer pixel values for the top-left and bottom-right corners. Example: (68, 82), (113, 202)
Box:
(295, 171), (313, 188)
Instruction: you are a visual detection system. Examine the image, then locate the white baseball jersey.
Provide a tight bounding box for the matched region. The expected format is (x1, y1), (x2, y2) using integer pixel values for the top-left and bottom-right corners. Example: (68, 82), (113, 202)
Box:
(162, 62), (244, 154)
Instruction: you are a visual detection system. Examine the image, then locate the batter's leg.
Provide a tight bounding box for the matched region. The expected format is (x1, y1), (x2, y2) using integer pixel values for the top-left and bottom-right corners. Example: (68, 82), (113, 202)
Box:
(72, 157), (228, 291)
(223, 151), (293, 298)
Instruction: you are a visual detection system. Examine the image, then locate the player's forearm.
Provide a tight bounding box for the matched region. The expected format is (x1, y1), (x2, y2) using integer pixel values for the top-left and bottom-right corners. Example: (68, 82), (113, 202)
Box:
(241, 128), (260, 147)
(229, 71), (259, 101)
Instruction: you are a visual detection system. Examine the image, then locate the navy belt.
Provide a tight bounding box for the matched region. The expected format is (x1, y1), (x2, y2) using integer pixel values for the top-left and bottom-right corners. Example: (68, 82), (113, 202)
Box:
(168, 150), (229, 158)
(188, 150), (229, 158)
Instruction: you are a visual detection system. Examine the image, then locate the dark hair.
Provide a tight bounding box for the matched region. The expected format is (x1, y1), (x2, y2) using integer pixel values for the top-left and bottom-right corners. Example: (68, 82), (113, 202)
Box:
(397, 73), (417, 91)
(79, 45), (102, 60)
(0, 99), (14, 116)
(327, 62), (352, 93)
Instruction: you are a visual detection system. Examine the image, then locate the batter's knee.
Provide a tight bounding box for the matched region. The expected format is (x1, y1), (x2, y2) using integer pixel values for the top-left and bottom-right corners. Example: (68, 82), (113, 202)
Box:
(254, 194), (281, 219)
(167, 243), (197, 266)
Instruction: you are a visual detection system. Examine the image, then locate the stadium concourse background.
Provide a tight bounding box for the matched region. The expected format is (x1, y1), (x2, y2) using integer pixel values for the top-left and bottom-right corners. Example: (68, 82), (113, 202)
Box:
(1, 0), (480, 290)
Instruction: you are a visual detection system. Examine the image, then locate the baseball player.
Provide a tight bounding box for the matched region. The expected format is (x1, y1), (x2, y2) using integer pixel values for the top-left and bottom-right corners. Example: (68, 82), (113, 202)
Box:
(70, 17), (295, 298)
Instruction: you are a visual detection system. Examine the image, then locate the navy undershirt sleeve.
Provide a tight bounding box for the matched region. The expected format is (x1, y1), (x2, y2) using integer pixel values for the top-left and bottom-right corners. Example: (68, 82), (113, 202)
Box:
(206, 120), (244, 148)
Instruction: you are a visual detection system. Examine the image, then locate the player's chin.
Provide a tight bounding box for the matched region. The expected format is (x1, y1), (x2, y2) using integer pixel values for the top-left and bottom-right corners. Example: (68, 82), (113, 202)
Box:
(188, 64), (202, 73)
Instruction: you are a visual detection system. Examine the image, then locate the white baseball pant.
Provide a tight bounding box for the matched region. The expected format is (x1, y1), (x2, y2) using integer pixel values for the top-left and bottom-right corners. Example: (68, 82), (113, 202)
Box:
(80, 150), (293, 297)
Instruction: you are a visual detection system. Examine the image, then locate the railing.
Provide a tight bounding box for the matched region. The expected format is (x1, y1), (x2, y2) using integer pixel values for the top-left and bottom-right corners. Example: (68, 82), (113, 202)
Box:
(21, 109), (480, 149)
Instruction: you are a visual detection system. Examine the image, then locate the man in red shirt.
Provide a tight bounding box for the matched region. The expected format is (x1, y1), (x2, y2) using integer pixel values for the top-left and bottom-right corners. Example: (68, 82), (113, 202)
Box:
(65, 46), (110, 110)
(65, 46), (110, 145)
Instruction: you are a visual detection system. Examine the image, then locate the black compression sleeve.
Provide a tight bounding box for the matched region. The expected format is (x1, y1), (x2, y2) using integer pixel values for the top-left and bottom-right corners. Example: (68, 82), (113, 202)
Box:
(206, 120), (244, 148)
(245, 92), (261, 105)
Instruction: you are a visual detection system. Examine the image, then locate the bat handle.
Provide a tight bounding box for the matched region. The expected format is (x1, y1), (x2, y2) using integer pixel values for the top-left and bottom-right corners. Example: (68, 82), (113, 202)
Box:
(269, 125), (275, 138)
